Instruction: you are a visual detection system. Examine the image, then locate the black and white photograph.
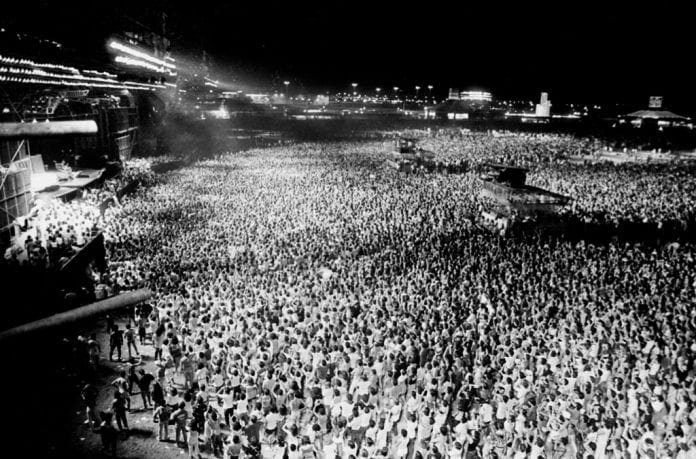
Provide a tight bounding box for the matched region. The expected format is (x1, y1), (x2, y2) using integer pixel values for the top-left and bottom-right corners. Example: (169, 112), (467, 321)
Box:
(1, 1), (695, 458)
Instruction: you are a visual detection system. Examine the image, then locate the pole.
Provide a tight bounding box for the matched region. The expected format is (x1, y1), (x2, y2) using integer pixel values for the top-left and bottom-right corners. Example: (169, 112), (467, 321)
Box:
(0, 120), (98, 138)
(0, 288), (152, 342)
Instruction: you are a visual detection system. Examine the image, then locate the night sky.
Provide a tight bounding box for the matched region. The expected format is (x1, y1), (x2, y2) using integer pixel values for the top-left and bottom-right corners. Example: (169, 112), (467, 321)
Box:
(2, 1), (694, 107)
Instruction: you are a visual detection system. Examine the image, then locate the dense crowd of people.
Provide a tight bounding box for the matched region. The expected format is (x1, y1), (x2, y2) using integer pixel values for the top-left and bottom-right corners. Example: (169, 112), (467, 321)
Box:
(4, 129), (696, 457)
(416, 130), (604, 167)
(413, 130), (696, 234)
(528, 162), (696, 230)
(57, 132), (695, 459)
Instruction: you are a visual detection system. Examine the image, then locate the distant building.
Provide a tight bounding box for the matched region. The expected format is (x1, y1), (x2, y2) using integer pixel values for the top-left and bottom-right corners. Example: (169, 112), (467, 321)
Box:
(247, 94), (271, 104)
(459, 91), (493, 102)
(425, 100), (471, 120)
(535, 92), (551, 117)
(440, 89), (492, 117)
(448, 89), (492, 102)
(314, 95), (330, 106)
(615, 96), (692, 129)
(648, 96), (663, 109)
(620, 110), (691, 129)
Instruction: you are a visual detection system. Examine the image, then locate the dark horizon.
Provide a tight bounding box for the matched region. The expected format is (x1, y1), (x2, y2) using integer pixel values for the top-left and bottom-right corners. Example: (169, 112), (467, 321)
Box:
(2, 1), (695, 111)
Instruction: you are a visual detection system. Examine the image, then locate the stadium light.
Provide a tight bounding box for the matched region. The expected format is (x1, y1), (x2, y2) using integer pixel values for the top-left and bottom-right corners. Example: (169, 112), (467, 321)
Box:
(0, 55), (166, 90)
(115, 55), (171, 74)
(108, 40), (176, 70)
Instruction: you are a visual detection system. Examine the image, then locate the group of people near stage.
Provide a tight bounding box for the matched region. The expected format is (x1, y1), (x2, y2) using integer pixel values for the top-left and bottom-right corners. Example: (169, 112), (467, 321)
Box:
(407, 130), (696, 235)
(2, 158), (159, 270)
(528, 162), (696, 232)
(415, 130), (604, 167)
(62, 133), (696, 459)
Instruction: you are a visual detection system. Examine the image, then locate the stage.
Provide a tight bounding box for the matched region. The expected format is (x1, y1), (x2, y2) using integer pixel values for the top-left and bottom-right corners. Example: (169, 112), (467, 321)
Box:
(32, 168), (104, 202)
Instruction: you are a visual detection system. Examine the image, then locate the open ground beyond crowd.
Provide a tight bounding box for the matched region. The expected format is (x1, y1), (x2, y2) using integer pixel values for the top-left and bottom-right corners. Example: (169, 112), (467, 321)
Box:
(8, 130), (696, 458)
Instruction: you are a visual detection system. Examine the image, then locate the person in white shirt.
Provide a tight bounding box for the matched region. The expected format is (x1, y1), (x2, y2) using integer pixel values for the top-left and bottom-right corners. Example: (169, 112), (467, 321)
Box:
(386, 398), (403, 433)
(365, 419), (378, 444)
(188, 420), (201, 459)
(299, 435), (318, 459)
(284, 424), (302, 454)
(594, 422), (612, 458)
(363, 437), (377, 458)
(375, 419), (390, 452)
(479, 401), (494, 426)
(391, 429), (409, 459)
(219, 387), (236, 427)
(236, 392), (248, 418)
(269, 440), (288, 459)
(323, 440), (337, 459)
(287, 442), (302, 459)
(265, 407), (283, 442)
(406, 413), (418, 443)
(511, 442), (527, 459)
(495, 394), (510, 427)
(342, 439), (358, 459)
(447, 441), (465, 459)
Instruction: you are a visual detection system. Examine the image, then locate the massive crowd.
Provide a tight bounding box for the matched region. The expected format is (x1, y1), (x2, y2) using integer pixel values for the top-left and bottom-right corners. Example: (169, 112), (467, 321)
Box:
(528, 162), (696, 231)
(416, 130), (603, 167)
(417, 130), (696, 233)
(6, 130), (696, 458)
